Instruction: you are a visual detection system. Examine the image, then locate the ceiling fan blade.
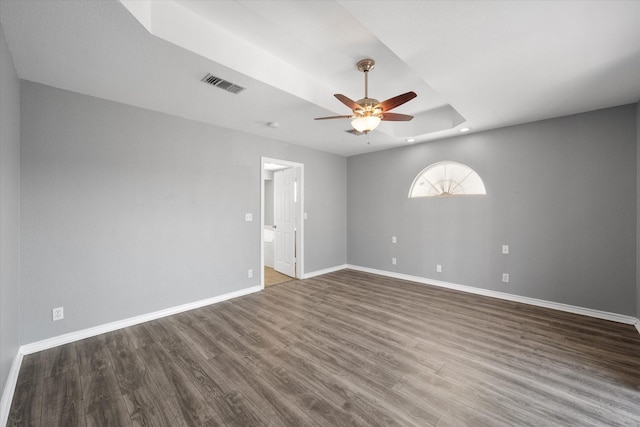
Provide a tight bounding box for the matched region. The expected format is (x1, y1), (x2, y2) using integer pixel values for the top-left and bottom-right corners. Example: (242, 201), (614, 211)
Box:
(334, 94), (361, 111)
(314, 115), (352, 120)
(381, 112), (414, 121)
(376, 91), (417, 112)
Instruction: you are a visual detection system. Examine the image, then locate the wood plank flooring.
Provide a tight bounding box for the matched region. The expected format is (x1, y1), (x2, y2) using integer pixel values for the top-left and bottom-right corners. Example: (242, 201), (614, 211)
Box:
(8, 269), (640, 426)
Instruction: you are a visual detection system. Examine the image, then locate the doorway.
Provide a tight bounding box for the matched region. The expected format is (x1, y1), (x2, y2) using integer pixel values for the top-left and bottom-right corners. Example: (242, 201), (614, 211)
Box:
(261, 157), (304, 288)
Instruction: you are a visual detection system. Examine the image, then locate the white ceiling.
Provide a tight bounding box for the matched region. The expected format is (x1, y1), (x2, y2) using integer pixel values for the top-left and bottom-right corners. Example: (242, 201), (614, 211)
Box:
(1, 0), (638, 157)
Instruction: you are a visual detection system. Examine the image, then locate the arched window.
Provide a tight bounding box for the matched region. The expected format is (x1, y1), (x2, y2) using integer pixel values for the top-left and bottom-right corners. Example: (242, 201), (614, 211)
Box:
(408, 161), (486, 198)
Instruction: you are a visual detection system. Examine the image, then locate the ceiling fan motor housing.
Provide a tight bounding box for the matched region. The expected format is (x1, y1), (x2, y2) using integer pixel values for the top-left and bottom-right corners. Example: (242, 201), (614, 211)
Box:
(354, 97), (382, 117)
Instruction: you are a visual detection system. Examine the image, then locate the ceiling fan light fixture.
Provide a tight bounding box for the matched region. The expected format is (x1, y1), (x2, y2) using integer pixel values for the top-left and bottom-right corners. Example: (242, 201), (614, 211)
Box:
(314, 58), (417, 134)
(351, 115), (381, 133)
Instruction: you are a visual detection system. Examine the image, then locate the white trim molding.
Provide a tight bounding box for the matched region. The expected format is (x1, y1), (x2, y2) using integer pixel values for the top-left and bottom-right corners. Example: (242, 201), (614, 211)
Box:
(20, 285), (262, 355)
(303, 264), (348, 279)
(635, 319), (640, 335)
(0, 352), (23, 427)
(347, 265), (638, 326)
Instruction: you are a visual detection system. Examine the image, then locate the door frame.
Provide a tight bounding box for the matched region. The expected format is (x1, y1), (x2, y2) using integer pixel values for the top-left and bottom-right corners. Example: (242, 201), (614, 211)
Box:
(261, 157), (304, 289)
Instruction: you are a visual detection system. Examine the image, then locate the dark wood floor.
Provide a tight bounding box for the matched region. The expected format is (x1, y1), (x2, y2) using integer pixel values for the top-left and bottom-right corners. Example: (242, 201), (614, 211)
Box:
(8, 269), (640, 426)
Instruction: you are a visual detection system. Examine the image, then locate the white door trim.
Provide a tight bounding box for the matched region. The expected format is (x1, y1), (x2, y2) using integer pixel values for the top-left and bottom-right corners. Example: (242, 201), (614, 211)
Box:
(261, 157), (304, 288)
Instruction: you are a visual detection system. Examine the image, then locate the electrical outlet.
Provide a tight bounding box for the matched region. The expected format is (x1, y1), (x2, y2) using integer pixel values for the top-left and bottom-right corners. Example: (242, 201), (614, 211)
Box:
(392, 236), (397, 244)
(436, 264), (442, 273)
(391, 258), (397, 265)
(52, 307), (64, 321)
(502, 244), (509, 254)
(245, 213), (253, 222)
(502, 273), (510, 283)
(248, 269), (253, 278)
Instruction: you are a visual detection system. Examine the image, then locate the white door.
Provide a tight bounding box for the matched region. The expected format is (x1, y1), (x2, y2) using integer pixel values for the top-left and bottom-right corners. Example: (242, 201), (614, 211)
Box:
(274, 168), (296, 277)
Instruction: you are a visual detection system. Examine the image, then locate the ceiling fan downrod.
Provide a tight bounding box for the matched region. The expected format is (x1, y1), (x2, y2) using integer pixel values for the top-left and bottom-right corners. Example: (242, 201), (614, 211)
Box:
(357, 58), (375, 99)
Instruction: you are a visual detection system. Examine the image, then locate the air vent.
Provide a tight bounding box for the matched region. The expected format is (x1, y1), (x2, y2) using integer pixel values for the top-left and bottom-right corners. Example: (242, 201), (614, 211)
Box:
(201, 73), (246, 94)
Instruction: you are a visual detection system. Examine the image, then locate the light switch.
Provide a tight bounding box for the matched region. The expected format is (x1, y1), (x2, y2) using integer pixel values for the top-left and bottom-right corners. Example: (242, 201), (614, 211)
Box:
(502, 244), (509, 255)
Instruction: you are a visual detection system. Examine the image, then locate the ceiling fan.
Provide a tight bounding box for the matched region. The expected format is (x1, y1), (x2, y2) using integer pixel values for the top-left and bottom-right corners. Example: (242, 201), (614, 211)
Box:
(315, 58), (417, 134)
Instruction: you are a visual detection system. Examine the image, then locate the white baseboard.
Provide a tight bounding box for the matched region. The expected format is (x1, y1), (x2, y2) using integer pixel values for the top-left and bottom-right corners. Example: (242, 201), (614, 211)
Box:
(303, 264), (348, 279)
(635, 320), (640, 335)
(0, 351), (23, 427)
(20, 285), (262, 355)
(346, 265), (638, 326)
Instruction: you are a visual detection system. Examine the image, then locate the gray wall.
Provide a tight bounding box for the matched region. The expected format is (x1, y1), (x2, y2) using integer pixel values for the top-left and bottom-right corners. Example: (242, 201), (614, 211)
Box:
(637, 101), (640, 321)
(20, 81), (346, 344)
(0, 20), (21, 397)
(348, 105), (637, 316)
